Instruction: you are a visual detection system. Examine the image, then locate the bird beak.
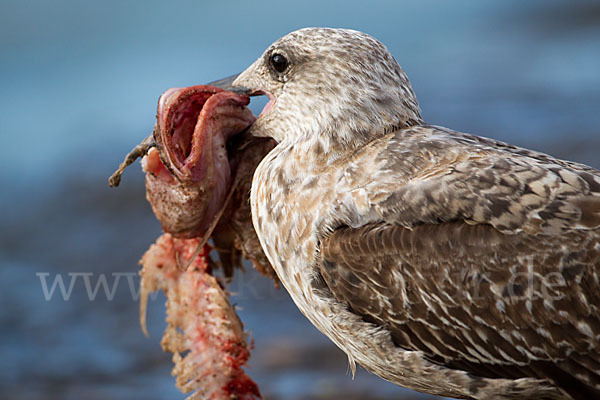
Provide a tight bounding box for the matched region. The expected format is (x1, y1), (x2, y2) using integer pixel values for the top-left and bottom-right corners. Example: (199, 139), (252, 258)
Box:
(208, 73), (253, 96)
(210, 68), (276, 121)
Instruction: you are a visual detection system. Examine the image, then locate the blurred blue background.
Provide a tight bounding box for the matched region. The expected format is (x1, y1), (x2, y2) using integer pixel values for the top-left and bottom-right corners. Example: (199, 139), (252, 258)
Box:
(1, 1), (598, 399)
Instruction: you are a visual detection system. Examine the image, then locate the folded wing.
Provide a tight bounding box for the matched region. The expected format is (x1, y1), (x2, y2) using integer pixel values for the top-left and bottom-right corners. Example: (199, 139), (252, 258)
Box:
(319, 125), (600, 399)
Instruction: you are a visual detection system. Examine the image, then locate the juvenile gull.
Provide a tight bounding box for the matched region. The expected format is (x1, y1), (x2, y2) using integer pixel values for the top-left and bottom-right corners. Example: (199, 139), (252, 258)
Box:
(228, 28), (600, 399)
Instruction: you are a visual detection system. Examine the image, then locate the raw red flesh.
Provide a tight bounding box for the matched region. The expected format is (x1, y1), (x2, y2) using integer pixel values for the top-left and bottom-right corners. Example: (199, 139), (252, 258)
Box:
(171, 94), (212, 162)
(155, 86), (256, 183)
(145, 86), (256, 237)
(109, 85), (278, 400)
(140, 234), (262, 400)
(143, 147), (175, 184)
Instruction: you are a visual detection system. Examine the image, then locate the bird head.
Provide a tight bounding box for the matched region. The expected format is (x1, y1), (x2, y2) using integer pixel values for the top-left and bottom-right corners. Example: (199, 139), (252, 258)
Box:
(230, 28), (423, 148)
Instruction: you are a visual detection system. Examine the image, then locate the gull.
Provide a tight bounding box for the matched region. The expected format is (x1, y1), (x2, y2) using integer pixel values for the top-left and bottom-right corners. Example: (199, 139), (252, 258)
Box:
(215, 27), (600, 399)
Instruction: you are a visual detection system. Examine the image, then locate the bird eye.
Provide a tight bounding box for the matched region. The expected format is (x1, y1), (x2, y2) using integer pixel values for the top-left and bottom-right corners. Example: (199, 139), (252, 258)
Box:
(270, 53), (289, 73)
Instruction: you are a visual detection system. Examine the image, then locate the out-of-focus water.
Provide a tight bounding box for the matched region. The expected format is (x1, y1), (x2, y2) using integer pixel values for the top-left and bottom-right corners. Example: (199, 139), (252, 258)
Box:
(1, 1), (598, 399)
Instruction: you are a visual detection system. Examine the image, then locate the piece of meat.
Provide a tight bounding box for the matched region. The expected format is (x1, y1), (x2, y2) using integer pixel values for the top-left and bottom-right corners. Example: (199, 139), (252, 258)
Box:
(146, 86), (256, 238)
(109, 85), (278, 400)
(210, 136), (277, 281)
(140, 234), (261, 400)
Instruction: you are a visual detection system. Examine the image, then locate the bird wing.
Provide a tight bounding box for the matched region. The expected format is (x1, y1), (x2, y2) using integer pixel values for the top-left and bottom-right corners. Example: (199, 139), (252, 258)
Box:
(318, 125), (600, 396)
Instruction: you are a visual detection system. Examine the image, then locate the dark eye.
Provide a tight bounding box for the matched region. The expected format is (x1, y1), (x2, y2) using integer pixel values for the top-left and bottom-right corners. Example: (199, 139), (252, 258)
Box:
(270, 53), (289, 73)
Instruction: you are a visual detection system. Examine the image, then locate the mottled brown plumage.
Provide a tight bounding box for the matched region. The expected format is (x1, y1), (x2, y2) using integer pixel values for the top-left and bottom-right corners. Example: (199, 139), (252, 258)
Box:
(232, 28), (600, 399)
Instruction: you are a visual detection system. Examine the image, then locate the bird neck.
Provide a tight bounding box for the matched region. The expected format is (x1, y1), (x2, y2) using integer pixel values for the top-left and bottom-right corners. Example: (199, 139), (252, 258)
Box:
(289, 119), (419, 171)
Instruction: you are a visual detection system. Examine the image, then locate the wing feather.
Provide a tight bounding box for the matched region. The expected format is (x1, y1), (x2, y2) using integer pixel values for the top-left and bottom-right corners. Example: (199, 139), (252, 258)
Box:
(354, 125), (600, 235)
(319, 222), (600, 397)
(319, 125), (600, 398)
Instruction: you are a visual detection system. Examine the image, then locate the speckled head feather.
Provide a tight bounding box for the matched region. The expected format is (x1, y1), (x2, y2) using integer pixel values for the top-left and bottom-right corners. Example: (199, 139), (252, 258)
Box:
(234, 28), (422, 149)
(233, 27), (600, 400)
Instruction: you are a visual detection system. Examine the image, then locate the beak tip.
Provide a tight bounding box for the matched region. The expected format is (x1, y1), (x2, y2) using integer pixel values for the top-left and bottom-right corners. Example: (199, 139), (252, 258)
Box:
(208, 73), (252, 95)
(229, 86), (253, 95)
